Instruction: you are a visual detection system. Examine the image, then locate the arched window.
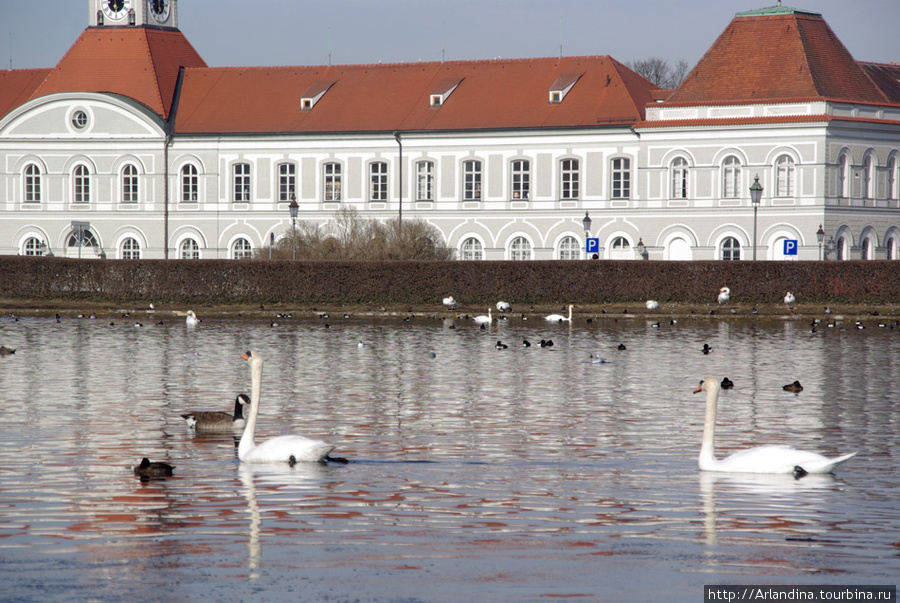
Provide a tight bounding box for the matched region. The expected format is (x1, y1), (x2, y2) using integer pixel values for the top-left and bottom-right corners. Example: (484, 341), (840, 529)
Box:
(121, 237), (141, 260)
(774, 155), (795, 197)
(369, 161), (388, 201)
(24, 164), (41, 203)
(862, 237), (874, 260)
(509, 236), (532, 260)
(887, 236), (897, 260)
(722, 156), (741, 198)
(863, 154), (875, 200)
(73, 165), (90, 203)
(610, 236), (632, 260)
(461, 237), (483, 260)
(511, 159), (530, 200)
(560, 159), (579, 200)
(671, 157), (689, 199)
(180, 238), (200, 260)
(277, 162), (296, 202)
(889, 155), (899, 202)
(721, 236), (741, 260)
(122, 164), (138, 203)
(24, 237), (45, 256)
(836, 236), (847, 261)
(181, 164), (199, 202)
(416, 161), (434, 201)
(67, 229), (98, 249)
(232, 238), (253, 259)
(558, 235), (581, 260)
(838, 152), (851, 198)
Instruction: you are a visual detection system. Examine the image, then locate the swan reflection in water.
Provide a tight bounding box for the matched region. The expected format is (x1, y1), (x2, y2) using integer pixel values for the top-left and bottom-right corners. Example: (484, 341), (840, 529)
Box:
(699, 470), (844, 559)
(238, 463), (336, 580)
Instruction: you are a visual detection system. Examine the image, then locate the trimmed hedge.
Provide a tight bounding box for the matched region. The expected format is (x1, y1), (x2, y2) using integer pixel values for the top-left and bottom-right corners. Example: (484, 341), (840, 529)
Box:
(0, 256), (898, 306)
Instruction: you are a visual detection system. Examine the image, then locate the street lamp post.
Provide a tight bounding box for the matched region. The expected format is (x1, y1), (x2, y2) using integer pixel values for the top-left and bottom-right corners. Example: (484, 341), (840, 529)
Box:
(636, 238), (646, 260)
(816, 224), (825, 261)
(749, 174), (763, 261)
(289, 194), (299, 260)
(582, 211), (592, 259)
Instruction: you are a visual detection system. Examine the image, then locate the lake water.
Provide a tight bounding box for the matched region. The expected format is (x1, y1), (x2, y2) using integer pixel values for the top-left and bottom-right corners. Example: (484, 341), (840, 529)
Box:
(0, 310), (898, 602)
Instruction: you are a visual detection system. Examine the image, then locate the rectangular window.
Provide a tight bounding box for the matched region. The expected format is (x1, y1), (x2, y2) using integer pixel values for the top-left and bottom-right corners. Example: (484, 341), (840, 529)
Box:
(775, 156), (794, 197)
(463, 160), (482, 200)
(417, 161), (434, 201)
(369, 161), (388, 201)
(560, 159), (579, 200)
(25, 165), (41, 203)
(278, 163), (296, 202)
(612, 158), (630, 199)
(122, 165), (138, 203)
(511, 159), (530, 200)
(324, 162), (342, 202)
(722, 157), (740, 198)
(181, 164), (198, 202)
(233, 162), (251, 202)
(671, 158), (688, 199)
(74, 165), (90, 203)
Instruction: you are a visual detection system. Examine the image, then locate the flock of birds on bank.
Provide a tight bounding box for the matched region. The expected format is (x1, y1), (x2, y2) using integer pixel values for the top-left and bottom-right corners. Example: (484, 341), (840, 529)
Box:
(6, 284), (869, 479)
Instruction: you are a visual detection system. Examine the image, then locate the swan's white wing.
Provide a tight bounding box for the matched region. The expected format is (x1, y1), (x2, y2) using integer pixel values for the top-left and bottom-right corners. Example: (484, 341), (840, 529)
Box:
(242, 435), (334, 463)
(706, 445), (855, 474)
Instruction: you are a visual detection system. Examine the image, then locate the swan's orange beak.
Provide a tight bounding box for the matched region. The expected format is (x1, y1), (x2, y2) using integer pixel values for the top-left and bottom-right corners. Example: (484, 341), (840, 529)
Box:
(693, 381), (704, 394)
(241, 351), (251, 360)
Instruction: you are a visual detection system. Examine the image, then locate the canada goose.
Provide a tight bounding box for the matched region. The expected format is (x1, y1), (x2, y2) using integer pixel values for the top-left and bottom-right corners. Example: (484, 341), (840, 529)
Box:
(181, 394), (249, 432)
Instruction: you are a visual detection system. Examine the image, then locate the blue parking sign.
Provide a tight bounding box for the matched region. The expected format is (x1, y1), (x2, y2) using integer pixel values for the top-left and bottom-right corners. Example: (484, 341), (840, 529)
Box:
(586, 238), (600, 254)
(783, 239), (798, 256)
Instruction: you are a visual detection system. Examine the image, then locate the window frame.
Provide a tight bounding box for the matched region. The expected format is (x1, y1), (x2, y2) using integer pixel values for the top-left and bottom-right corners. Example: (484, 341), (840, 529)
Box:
(180, 238), (200, 260)
(24, 164), (42, 203)
(73, 164), (91, 204)
(416, 160), (434, 201)
(509, 236), (532, 261)
(560, 158), (579, 200)
(369, 161), (388, 201)
(24, 237), (44, 256)
(122, 164), (139, 203)
(463, 159), (482, 201)
(774, 155), (795, 197)
(511, 159), (530, 200)
(558, 235), (581, 260)
(461, 237), (484, 260)
(233, 162), (251, 203)
(121, 237), (141, 260)
(181, 164), (199, 203)
(324, 162), (342, 202)
(863, 154), (875, 200)
(670, 157), (689, 199)
(721, 236), (741, 261)
(722, 156), (741, 199)
(839, 152), (851, 198)
(277, 162), (297, 203)
(888, 155), (898, 201)
(611, 157), (631, 200)
(232, 238), (253, 260)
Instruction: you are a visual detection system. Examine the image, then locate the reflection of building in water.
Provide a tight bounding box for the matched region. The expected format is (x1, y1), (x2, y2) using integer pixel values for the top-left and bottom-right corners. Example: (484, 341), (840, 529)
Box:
(2, 1), (899, 261)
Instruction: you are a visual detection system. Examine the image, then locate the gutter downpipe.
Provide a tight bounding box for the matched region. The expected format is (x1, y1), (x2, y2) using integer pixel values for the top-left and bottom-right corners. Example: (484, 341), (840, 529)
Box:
(164, 66), (186, 259)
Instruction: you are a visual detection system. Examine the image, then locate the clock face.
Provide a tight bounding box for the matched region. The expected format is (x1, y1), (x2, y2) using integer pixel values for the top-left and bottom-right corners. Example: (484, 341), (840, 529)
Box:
(102, 0), (132, 20)
(149, 0), (170, 23)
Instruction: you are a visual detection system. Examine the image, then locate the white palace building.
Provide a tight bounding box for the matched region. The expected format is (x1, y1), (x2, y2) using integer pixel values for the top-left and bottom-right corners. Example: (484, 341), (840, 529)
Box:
(1, 0), (899, 261)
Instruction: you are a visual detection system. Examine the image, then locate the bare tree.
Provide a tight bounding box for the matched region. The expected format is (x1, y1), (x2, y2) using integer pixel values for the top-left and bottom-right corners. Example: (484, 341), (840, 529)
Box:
(627, 57), (690, 89)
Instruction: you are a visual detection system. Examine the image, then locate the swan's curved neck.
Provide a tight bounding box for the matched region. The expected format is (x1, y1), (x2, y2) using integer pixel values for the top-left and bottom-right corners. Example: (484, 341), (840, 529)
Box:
(700, 383), (719, 468)
(238, 359), (262, 459)
(567, 306), (573, 320)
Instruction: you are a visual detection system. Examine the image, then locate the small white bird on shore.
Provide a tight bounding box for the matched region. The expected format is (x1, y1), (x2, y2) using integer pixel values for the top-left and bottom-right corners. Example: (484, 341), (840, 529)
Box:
(784, 292), (796, 305)
(646, 300), (659, 310)
(717, 287), (731, 305)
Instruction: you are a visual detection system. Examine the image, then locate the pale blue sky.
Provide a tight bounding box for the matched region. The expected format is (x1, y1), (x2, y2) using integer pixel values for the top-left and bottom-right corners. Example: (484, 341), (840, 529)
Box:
(1, 1), (897, 70)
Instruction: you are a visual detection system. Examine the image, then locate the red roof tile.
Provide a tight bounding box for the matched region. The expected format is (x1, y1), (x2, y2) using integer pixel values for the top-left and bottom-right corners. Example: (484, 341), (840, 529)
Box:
(30, 27), (206, 119)
(661, 12), (888, 106)
(174, 56), (658, 134)
(0, 69), (50, 119)
(860, 62), (900, 105)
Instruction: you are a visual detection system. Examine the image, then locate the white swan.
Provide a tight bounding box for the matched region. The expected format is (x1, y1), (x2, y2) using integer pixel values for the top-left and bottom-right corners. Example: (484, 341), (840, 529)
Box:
(784, 292), (796, 305)
(181, 394), (248, 432)
(646, 300), (659, 310)
(442, 296), (458, 308)
(238, 351), (335, 464)
(717, 287), (731, 305)
(473, 308), (493, 325)
(545, 304), (574, 323)
(694, 376), (856, 474)
(495, 301), (511, 313)
(186, 310), (200, 326)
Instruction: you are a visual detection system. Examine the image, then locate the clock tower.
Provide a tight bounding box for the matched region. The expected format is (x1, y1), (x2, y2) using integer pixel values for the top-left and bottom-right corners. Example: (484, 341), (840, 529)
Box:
(90, 0), (178, 29)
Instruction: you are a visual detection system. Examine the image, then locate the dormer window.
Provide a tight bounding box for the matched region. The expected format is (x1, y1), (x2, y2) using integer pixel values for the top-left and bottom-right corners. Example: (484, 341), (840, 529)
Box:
(548, 72), (582, 104)
(300, 81), (335, 112)
(430, 77), (462, 108)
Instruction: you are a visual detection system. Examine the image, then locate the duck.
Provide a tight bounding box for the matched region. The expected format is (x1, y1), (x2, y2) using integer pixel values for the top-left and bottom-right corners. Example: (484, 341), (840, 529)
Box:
(701, 343), (713, 355)
(720, 377), (734, 389)
(185, 310), (200, 326)
(238, 351), (336, 465)
(473, 308), (493, 325)
(784, 292), (796, 305)
(693, 377), (856, 474)
(539, 339), (554, 348)
(495, 301), (512, 313)
(783, 380), (804, 393)
(442, 296), (458, 308)
(522, 339), (532, 348)
(545, 304), (574, 323)
(0, 345), (16, 356)
(181, 394), (249, 432)
(646, 300), (659, 310)
(133, 458), (175, 479)
(495, 340), (508, 350)
(717, 287), (731, 305)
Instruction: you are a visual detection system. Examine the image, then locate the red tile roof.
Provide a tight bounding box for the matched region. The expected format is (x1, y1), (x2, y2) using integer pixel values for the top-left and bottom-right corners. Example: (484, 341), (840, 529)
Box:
(660, 11), (889, 106)
(174, 56), (658, 134)
(29, 27), (206, 119)
(0, 69), (50, 119)
(860, 62), (900, 105)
